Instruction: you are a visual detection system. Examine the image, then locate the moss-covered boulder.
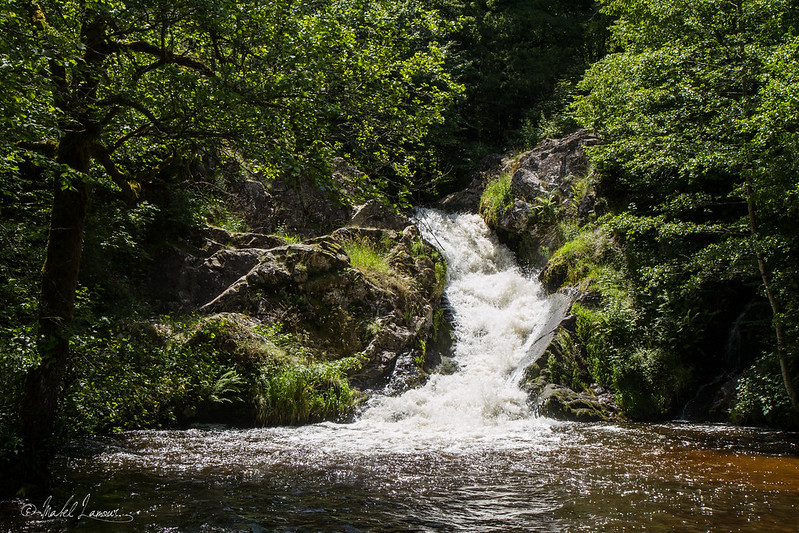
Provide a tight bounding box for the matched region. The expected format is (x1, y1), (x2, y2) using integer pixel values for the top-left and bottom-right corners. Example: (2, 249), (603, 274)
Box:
(534, 384), (610, 422)
(522, 321), (623, 422)
(142, 214), (449, 427)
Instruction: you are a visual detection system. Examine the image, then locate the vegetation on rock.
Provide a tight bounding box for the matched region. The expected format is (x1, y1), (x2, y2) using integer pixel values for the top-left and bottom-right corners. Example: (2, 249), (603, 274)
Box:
(476, 0), (799, 428)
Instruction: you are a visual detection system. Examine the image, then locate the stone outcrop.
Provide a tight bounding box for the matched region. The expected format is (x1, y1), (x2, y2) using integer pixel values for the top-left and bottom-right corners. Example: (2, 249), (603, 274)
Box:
(439, 130), (602, 268)
(521, 314), (623, 423)
(438, 130), (600, 217)
(350, 199), (410, 231)
(438, 153), (505, 213)
(508, 130), (601, 204)
(151, 207), (448, 397)
(236, 171), (352, 237)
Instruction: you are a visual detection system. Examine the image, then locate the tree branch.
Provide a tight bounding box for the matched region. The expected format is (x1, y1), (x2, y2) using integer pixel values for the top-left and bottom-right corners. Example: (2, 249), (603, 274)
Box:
(89, 142), (137, 204)
(15, 140), (57, 157)
(96, 96), (168, 131)
(115, 40), (215, 76)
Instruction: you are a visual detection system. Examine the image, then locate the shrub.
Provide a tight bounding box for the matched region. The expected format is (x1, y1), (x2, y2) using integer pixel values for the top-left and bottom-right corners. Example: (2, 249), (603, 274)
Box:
(731, 353), (795, 427)
(254, 358), (358, 425)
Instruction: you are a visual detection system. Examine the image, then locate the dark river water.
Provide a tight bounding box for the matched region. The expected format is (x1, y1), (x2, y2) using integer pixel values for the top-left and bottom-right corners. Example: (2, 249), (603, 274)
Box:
(3, 211), (798, 531)
(2, 421), (798, 532)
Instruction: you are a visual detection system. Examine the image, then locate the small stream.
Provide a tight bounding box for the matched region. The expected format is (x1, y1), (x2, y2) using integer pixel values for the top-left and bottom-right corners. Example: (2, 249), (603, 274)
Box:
(3, 210), (798, 532)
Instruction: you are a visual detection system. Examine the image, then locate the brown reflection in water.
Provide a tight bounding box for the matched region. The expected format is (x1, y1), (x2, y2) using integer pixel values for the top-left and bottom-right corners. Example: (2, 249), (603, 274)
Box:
(650, 448), (799, 491)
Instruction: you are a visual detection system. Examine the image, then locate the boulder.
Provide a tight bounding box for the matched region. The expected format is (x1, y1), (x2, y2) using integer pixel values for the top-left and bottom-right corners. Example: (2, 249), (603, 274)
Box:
(151, 219), (450, 395)
(237, 174), (351, 236)
(350, 199), (410, 231)
(522, 313), (623, 423)
(510, 129), (601, 203)
(534, 384), (612, 422)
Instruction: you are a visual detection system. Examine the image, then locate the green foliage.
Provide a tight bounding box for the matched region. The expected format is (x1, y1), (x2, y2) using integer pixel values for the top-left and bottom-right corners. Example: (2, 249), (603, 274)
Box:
(2, 0), (460, 190)
(59, 324), (221, 434)
(255, 358), (358, 426)
(434, 259), (447, 298)
(479, 172), (513, 226)
(545, 223), (697, 419)
(52, 313), (363, 434)
(568, 0), (799, 421)
(427, 0), (603, 158)
(0, 325), (38, 459)
(342, 237), (392, 276)
(541, 225), (616, 291)
(274, 226), (303, 245)
(732, 353), (795, 427)
(204, 200), (248, 233)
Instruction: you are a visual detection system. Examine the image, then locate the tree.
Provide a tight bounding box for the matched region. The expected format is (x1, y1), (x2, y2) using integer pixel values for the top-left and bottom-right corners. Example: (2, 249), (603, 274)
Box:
(572, 0), (799, 416)
(0, 0), (458, 474)
(419, 0), (601, 172)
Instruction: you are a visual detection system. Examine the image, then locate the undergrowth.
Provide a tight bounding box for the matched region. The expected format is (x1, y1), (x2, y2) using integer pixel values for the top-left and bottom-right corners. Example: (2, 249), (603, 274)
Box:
(479, 172), (513, 227)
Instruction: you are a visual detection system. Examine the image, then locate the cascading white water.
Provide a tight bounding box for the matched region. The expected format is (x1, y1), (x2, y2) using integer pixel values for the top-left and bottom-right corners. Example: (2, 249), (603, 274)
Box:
(346, 209), (562, 445)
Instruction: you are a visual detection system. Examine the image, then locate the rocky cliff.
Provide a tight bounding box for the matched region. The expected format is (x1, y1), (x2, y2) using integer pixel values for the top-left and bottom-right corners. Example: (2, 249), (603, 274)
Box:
(440, 130), (623, 422)
(139, 177), (451, 425)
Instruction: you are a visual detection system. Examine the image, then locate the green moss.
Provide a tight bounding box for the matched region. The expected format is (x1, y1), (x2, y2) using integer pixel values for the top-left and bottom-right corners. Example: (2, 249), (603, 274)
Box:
(545, 329), (588, 393)
(547, 226), (614, 287)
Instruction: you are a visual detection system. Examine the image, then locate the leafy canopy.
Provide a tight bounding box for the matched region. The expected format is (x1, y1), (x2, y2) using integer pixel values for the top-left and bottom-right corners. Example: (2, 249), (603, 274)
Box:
(572, 0), (799, 421)
(0, 0), (461, 198)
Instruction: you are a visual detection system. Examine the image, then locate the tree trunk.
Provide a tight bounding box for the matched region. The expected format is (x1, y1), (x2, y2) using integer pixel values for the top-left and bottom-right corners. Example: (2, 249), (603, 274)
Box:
(734, 0), (798, 416)
(745, 178), (799, 415)
(18, 132), (91, 477)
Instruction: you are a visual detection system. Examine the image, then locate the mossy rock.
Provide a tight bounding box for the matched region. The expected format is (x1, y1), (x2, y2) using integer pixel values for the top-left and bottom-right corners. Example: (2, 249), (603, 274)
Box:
(535, 384), (611, 422)
(539, 254), (569, 293)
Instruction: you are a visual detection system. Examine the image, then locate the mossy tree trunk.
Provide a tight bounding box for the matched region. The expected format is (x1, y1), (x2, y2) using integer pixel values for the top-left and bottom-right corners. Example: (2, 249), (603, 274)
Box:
(18, 133), (92, 477)
(16, 7), (104, 481)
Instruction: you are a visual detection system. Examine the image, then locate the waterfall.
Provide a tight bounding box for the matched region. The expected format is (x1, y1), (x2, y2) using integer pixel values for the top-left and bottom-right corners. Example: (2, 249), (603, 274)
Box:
(355, 209), (562, 437)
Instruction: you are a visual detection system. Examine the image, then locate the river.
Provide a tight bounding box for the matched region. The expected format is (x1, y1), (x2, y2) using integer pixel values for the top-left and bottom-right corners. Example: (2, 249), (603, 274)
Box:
(3, 210), (798, 531)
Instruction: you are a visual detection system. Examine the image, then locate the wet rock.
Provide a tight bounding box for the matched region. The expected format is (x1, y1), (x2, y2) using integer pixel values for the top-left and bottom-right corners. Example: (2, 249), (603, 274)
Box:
(437, 188), (483, 213)
(497, 200), (534, 234)
(534, 384), (611, 422)
(681, 374), (739, 422)
(522, 317), (623, 423)
(538, 254), (569, 293)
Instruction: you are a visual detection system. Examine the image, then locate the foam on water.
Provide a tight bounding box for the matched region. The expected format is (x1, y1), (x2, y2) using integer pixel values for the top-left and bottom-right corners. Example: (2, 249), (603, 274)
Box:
(345, 209), (559, 446)
(35, 211), (799, 533)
